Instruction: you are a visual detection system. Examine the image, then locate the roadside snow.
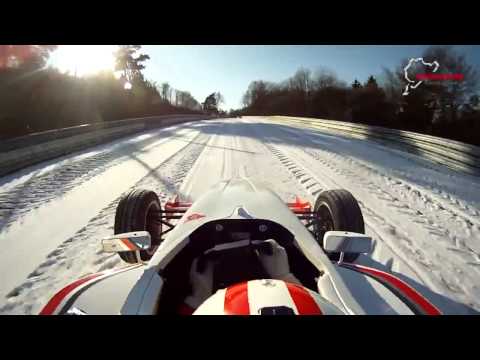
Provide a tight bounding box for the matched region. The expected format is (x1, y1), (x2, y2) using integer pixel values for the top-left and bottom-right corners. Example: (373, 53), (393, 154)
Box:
(255, 117), (480, 313)
(0, 124), (201, 310)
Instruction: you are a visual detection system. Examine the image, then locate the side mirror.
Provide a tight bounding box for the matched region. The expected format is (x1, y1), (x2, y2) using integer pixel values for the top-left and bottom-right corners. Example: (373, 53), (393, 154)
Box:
(323, 231), (372, 263)
(102, 231), (151, 263)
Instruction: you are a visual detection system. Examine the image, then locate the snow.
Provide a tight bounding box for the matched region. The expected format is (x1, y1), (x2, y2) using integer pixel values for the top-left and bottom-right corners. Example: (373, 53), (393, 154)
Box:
(1, 117), (479, 314)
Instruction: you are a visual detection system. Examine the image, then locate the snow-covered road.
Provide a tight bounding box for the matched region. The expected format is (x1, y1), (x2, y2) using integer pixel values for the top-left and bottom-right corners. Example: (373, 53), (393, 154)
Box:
(1, 117), (479, 314)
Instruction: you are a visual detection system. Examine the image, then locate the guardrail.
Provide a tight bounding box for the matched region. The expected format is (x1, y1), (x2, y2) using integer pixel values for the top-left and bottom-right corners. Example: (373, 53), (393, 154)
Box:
(0, 114), (210, 177)
(269, 116), (480, 176)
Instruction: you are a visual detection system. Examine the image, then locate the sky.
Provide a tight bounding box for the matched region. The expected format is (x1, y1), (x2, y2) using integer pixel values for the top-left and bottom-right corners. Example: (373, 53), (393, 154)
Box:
(141, 45), (480, 110)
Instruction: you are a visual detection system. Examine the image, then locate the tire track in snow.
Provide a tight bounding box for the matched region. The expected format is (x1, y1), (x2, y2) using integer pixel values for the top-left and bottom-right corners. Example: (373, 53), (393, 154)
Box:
(279, 124), (480, 232)
(242, 118), (475, 310)
(262, 142), (430, 284)
(0, 127), (197, 231)
(269, 123), (480, 266)
(237, 119), (424, 282)
(263, 141), (480, 303)
(271, 117), (480, 198)
(0, 132), (211, 315)
(300, 146), (480, 265)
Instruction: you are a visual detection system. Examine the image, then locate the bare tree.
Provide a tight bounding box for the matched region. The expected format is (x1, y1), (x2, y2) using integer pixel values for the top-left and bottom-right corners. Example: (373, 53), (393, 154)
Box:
(183, 92), (199, 109)
(214, 92), (224, 109)
(242, 81), (270, 108)
(160, 82), (170, 102)
(114, 45), (150, 86)
(0, 45), (57, 69)
(422, 46), (479, 122)
(288, 67), (312, 94)
(312, 67), (344, 90)
(378, 66), (403, 104)
(171, 89), (201, 110)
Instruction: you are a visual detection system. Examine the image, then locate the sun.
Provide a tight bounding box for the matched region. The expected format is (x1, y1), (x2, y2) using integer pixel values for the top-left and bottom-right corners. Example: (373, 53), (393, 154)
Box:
(49, 45), (117, 77)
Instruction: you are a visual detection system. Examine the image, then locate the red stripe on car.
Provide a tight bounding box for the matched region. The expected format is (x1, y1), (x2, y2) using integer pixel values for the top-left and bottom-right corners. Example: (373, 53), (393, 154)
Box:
(348, 264), (441, 315)
(39, 273), (104, 315)
(121, 238), (137, 251)
(285, 282), (323, 315)
(185, 213), (206, 223)
(224, 282), (250, 315)
(40, 264), (143, 315)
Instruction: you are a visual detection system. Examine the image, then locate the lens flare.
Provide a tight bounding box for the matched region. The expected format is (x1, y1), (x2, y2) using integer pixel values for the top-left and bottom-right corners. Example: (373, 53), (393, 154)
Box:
(49, 45), (117, 77)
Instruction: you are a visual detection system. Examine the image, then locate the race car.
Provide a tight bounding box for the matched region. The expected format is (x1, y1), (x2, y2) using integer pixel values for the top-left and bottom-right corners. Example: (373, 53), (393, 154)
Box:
(40, 179), (442, 315)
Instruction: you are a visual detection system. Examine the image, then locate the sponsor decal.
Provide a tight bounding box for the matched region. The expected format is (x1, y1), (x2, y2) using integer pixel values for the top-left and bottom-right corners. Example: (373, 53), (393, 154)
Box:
(185, 213), (206, 222)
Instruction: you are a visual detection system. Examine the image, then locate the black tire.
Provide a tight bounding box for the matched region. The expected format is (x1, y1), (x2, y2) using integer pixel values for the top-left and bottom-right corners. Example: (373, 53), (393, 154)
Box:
(114, 189), (163, 263)
(313, 189), (365, 263)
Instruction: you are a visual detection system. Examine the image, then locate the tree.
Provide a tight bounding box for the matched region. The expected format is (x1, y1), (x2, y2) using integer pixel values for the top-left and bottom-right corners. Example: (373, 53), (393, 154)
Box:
(0, 45), (57, 70)
(378, 59), (436, 131)
(379, 67), (403, 105)
(172, 89), (200, 110)
(214, 92), (224, 109)
(236, 52), (480, 145)
(379, 46), (480, 137)
(288, 68), (312, 94)
(287, 68), (312, 115)
(242, 67), (348, 118)
(365, 75), (379, 89)
(182, 91), (201, 110)
(396, 88), (435, 132)
(175, 89), (180, 106)
(352, 79), (362, 89)
(310, 86), (350, 120)
(421, 46), (479, 126)
(203, 93), (219, 113)
(160, 82), (171, 102)
(0, 44), (206, 140)
(465, 95), (480, 112)
(313, 68), (344, 90)
(310, 68), (348, 119)
(349, 74), (396, 127)
(114, 45), (150, 87)
(242, 80), (274, 114)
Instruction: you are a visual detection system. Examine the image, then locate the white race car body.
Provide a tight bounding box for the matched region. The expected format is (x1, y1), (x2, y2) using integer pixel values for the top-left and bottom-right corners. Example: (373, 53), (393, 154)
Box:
(40, 179), (442, 315)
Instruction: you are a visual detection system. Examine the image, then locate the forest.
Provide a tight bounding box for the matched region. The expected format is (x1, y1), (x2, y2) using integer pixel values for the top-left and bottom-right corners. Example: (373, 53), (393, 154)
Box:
(239, 46), (480, 145)
(0, 45), (223, 140)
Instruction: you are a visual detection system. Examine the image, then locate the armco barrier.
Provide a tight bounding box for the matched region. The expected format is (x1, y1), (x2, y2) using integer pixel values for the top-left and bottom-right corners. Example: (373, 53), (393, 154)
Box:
(269, 116), (480, 176)
(0, 114), (210, 177)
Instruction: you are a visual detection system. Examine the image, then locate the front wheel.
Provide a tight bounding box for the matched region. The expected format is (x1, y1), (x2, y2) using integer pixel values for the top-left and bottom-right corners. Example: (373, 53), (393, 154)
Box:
(313, 189), (365, 263)
(114, 189), (163, 263)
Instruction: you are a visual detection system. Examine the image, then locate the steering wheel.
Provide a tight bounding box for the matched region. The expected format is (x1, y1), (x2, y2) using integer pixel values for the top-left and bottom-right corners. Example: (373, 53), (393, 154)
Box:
(196, 241), (271, 292)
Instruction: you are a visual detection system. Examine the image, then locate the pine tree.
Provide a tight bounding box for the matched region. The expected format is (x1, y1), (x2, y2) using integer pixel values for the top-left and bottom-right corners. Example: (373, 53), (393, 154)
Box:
(114, 45), (150, 87)
(352, 79), (362, 89)
(365, 75), (378, 89)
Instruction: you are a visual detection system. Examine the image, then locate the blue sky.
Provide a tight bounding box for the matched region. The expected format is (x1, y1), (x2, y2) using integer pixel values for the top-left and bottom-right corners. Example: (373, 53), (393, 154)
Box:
(142, 45), (480, 110)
